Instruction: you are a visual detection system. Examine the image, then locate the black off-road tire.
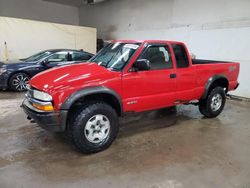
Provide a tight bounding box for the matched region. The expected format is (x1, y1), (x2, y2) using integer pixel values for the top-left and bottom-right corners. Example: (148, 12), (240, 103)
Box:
(199, 87), (226, 118)
(67, 102), (119, 154)
(9, 72), (30, 92)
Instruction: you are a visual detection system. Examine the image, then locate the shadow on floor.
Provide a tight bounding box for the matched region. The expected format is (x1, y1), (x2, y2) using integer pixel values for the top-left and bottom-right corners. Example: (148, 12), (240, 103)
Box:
(119, 107), (177, 138)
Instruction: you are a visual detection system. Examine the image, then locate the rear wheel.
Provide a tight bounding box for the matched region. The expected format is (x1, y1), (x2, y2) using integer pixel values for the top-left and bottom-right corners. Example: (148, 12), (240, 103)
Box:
(9, 73), (30, 91)
(68, 102), (119, 154)
(199, 87), (226, 118)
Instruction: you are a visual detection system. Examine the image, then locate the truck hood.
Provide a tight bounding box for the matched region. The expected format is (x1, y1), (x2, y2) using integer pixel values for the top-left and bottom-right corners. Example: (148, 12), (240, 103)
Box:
(29, 62), (119, 93)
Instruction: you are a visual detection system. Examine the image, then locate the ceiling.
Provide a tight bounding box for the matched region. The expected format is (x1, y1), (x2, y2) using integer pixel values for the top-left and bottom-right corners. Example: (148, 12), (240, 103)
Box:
(43, 0), (85, 7)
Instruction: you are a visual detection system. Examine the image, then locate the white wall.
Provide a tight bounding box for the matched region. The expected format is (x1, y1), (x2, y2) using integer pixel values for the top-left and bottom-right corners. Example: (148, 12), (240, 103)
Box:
(79, 0), (250, 98)
(0, 0), (79, 25)
(0, 17), (97, 61)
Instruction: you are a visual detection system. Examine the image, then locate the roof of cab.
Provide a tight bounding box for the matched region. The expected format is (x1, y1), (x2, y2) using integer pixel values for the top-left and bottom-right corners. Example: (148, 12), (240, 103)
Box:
(112, 40), (185, 45)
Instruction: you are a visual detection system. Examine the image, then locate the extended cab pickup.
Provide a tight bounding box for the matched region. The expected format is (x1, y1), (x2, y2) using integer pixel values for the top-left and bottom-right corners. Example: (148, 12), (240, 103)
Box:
(22, 40), (240, 153)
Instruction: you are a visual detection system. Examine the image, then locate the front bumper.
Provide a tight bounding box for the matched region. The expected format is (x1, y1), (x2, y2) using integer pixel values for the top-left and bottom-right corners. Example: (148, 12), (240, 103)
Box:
(22, 98), (68, 132)
(0, 73), (9, 89)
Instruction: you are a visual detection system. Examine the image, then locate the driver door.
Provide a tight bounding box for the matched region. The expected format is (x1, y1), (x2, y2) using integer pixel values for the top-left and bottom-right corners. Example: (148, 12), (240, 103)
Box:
(122, 43), (177, 112)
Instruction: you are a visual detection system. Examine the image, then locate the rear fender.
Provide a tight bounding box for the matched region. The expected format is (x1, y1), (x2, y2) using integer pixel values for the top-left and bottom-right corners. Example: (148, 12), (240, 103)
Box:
(201, 75), (229, 99)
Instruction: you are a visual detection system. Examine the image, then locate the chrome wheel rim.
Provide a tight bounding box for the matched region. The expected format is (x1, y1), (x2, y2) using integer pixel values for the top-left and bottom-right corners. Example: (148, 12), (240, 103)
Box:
(210, 93), (222, 111)
(12, 74), (30, 91)
(84, 114), (110, 144)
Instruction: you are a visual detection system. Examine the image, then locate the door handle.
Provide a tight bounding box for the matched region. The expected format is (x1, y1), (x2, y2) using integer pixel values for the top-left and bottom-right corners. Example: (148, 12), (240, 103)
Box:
(170, 74), (177, 79)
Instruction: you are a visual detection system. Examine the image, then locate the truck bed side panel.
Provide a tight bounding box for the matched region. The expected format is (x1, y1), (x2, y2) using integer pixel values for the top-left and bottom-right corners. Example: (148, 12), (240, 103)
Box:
(192, 62), (240, 100)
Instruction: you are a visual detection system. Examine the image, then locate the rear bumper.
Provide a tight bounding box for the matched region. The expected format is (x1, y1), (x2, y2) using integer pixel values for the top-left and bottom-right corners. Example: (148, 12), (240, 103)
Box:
(22, 98), (68, 132)
(234, 83), (240, 90)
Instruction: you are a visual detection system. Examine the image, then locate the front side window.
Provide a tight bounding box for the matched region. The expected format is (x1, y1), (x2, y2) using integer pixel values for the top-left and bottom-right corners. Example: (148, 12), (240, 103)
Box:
(91, 43), (140, 71)
(46, 51), (69, 62)
(140, 45), (173, 70)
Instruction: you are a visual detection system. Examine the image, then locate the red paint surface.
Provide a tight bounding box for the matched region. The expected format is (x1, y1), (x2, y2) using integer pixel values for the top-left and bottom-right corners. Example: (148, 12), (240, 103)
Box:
(29, 40), (240, 112)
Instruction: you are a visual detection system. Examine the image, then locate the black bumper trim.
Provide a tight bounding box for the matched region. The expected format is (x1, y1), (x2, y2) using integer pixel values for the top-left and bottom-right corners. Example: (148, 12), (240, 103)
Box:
(0, 74), (8, 89)
(22, 101), (68, 132)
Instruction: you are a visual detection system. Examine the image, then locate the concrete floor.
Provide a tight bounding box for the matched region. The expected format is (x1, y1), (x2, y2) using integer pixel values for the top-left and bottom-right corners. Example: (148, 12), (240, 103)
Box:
(0, 92), (250, 188)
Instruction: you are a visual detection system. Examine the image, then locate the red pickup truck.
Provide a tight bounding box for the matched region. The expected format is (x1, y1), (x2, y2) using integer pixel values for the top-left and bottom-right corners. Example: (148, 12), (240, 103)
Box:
(22, 40), (240, 153)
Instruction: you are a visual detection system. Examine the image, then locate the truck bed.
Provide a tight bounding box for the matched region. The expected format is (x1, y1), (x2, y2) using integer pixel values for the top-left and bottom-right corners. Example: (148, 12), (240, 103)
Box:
(192, 59), (232, 65)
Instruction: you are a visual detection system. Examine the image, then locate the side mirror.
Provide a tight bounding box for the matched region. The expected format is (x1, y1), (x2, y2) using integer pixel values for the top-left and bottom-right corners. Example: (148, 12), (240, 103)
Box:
(132, 59), (151, 72)
(41, 59), (49, 66)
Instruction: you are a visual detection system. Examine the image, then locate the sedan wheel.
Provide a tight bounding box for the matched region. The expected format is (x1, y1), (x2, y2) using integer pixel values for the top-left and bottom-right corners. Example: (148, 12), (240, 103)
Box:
(9, 73), (30, 91)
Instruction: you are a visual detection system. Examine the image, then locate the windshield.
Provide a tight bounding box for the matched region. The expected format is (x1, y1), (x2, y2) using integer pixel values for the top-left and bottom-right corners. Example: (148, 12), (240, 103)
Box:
(90, 43), (140, 71)
(24, 51), (53, 62)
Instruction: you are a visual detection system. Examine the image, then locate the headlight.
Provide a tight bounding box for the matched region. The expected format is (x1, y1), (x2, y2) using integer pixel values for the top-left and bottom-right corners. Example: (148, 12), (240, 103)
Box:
(0, 68), (7, 74)
(33, 90), (52, 101)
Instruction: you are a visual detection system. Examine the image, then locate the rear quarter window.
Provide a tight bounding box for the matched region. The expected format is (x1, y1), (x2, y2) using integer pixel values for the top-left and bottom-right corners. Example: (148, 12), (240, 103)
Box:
(172, 44), (189, 68)
(72, 52), (92, 61)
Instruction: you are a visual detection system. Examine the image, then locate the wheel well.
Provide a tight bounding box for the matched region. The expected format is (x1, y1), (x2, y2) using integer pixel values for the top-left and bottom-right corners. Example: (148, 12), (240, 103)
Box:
(68, 93), (122, 117)
(208, 77), (229, 94)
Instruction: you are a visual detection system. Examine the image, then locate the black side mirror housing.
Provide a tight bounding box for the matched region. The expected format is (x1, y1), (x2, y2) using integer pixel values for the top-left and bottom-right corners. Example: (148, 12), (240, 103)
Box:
(41, 59), (49, 66)
(132, 59), (151, 71)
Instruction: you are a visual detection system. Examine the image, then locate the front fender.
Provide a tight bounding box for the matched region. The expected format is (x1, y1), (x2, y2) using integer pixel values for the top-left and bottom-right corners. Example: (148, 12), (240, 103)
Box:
(60, 86), (123, 114)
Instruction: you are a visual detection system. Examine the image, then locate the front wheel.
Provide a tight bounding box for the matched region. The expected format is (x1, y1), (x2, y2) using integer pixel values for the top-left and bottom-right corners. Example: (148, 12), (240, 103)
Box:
(68, 102), (119, 154)
(9, 73), (30, 91)
(199, 87), (226, 118)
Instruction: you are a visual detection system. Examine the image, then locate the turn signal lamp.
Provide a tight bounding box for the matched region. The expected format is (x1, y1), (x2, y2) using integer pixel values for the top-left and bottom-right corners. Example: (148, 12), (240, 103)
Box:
(32, 103), (54, 111)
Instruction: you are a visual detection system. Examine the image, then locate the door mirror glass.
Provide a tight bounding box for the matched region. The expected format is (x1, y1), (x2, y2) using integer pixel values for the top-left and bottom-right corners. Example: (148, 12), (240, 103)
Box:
(132, 59), (151, 71)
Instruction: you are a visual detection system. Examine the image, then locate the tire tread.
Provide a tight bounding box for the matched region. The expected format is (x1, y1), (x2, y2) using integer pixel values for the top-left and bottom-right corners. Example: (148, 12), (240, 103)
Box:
(199, 87), (226, 118)
(68, 101), (119, 154)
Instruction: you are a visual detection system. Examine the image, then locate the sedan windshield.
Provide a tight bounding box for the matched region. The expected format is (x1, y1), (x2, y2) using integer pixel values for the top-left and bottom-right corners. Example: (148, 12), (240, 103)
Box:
(24, 51), (53, 62)
(90, 43), (140, 71)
